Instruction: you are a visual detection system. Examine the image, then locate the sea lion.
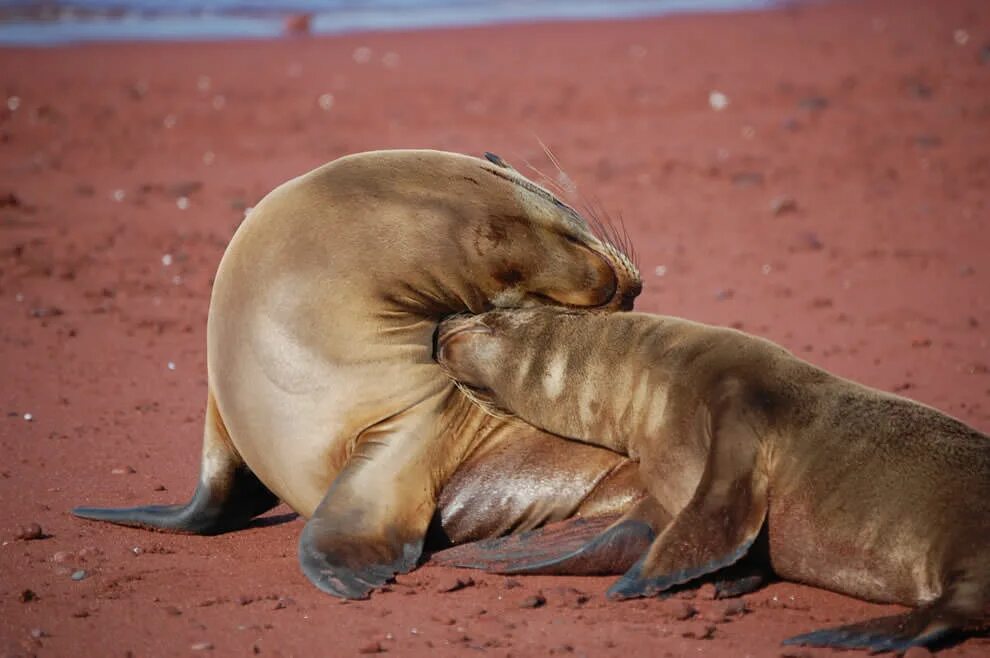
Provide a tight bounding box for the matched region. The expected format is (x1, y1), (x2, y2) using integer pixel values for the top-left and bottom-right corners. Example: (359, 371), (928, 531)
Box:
(436, 307), (990, 652)
(72, 149), (653, 599)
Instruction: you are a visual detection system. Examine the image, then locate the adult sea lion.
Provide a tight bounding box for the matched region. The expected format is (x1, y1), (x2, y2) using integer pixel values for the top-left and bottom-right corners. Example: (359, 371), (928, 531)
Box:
(436, 307), (990, 652)
(73, 150), (651, 599)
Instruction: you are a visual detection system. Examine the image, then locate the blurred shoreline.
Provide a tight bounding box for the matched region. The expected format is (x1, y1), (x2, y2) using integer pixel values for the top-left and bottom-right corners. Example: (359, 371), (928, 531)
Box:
(0, 0), (780, 46)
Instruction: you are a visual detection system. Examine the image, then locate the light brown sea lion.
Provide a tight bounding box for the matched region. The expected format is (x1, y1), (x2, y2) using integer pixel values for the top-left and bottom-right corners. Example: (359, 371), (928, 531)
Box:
(436, 307), (990, 652)
(73, 149), (653, 598)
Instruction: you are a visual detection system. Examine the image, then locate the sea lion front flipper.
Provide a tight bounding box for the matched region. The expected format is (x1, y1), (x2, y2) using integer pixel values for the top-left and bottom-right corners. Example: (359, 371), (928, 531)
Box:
(609, 399), (769, 599)
(298, 399), (449, 599)
(73, 392), (278, 535)
(781, 601), (958, 653)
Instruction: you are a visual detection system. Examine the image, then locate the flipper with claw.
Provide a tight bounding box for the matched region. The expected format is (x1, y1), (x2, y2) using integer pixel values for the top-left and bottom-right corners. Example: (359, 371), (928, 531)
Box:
(782, 603), (958, 653)
(299, 393), (453, 599)
(608, 395), (769, 599)
(73, 392), (278, 535)
(430, 495), (668, 575)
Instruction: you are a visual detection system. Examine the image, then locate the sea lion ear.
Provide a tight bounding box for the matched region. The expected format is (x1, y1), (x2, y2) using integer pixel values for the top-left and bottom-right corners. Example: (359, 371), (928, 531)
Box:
(484, 152), (516, 171)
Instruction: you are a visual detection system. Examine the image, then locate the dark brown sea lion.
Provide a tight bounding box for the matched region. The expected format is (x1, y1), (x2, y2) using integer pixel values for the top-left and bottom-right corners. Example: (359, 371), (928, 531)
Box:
(436, 307), (990, 652)
(73, 150), (653, 599)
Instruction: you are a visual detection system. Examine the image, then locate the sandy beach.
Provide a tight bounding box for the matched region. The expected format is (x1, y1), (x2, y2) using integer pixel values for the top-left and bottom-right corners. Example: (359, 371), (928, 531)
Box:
(2, 0), (989, 655)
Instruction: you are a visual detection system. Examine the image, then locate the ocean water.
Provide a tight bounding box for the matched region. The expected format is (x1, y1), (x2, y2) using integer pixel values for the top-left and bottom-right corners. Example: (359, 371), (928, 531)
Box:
(0, 0), (778, 46)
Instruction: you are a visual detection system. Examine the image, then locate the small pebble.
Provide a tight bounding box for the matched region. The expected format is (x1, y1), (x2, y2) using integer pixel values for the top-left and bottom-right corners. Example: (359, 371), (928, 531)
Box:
(29, 628), (47, 639)
(71, 569), (87, 581)
(317, 93), (334, 111)
(953, 29), (969, 46)
(798, 96), (828, 111)
(16, 523), (43, 540)
(352, 47), (372, 63)
(357, 641), (385, 654)
(167, 361), (176, 371)
(681, 623), (716, 640)
(23, 412), (33, 422)
(112, 189), (126, 202)
(720, 598), (748, 616)
(708, 90), (729, 111)
(770, 196), (798, 215)
(19, 589), (38, 603)
(504, 578), (522, 589)
(519, 594), (546, 609)
(667, 600), (696, 620)
(176, 197), (190, 210)
(7, 96), (21, 111)
(436, 575), (474, 593)
(190, 641), (213, 651)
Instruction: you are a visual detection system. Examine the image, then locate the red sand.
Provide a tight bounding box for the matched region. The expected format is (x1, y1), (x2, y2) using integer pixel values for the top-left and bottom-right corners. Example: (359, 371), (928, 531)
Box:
(1, 0), (989, 655)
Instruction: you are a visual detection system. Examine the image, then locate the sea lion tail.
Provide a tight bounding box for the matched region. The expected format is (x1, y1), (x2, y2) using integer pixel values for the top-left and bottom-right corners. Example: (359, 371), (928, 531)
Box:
(72, 391), (278, 535)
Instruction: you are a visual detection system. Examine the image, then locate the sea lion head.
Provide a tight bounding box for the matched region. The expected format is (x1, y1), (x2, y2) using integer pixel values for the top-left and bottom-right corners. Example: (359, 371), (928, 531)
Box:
(434, 307), (565, 411)
(464, 152), (641, 312)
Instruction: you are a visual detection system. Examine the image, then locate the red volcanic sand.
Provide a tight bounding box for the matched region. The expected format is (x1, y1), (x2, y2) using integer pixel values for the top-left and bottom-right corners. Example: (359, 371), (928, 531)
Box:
(2, 0), (989, 655)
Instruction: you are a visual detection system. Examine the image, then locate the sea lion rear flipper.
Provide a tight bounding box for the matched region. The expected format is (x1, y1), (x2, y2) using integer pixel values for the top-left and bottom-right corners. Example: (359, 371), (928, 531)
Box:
(430, 495), (666, 575)
(781, 601), (959, 652)
(73, 392), (278, 535)
(298, 400), (448, 599)
(609, 399), (769, 599)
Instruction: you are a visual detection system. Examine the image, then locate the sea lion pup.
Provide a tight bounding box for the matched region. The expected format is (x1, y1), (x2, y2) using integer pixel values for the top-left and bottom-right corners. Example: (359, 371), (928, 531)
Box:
(73, 150), (651, 599)
(436, 307), (990, 652)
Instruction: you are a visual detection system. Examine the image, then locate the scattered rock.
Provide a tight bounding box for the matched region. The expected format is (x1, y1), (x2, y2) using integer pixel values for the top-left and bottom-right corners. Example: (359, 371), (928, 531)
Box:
(167, 181), (202, 198)
(273, 597), (295, 610)
(70, 570), (88, 581)
(697, 583), (718, 600)
(795, 231), (824, 251)
(190, 641), (213, 651)
(681, 623), (716, 640)
(111, 465), (137, 475)
(357, 641), (385, 654)
(503, 578), (522, 589)
(903, 646), (934, 658)
(29, 306), (63, 319)
(28, 629), (47, 640)
(904, 78), (933, 99)
(519, 593), (546, 609)
(0, 192), (22, 208)
(798, 96), (828, 111)
(164, 606), (182, 616)
(913, 135), (941, 149)
(715, 288), (734, 301)
(770, 196), (798, 215)
(664, 600), (696, 621)
(719, 598), (748, 617)
(16, 523), (44, 540)
(731, 171), (764, 187)
(18, 589), (38, 603)
(436, 575), (474, 593)
(911, 337), (932, 348)
(550, 586), (589, 608)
